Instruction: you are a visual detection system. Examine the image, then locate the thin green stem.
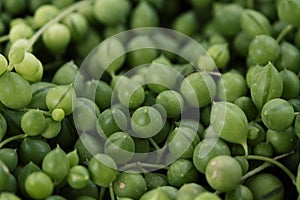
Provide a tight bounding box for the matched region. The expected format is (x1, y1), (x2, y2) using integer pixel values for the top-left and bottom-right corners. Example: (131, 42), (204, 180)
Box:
(148, 138), (165, 164)
(119, 162), (167, 172)
(139, 162), (167, 170)
(246, 154), (296, 185)
(137, 163), (147, 174)
(99, 187), (106, 200)
(241, 162), (272, 182)
(25, 0), (91, 51)
(0, 134), (28, 148)
(241, 152), (293, 182)
(276, 24), (294, 43)
(108, 71), (115, 78)
(242, 142), (248, 157)
(0, 35), (9, 43)
(7, 64), (14, 71)
(19, 108), (52, 117)
(119, 162), (139, 172)
(208, 71), (222, 77)
(109, 183), (115, 200)
(148, 138), (160, 151)
(273, 151), (294, 160)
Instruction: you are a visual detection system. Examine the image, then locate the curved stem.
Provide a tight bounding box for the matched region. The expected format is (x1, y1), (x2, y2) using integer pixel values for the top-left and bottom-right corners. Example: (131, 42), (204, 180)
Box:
(148, 138), (160, 151)
(0, 134), (28, 148)
(108, 71), (115, 78)
(276, 24), (294, 43)
(0, 35), (9, 43)
(139, 162), (167, 170)
(99, 187), (106, 200)
(109, 183), (115, 200)
(242, 142), (248, 157)
(208, 71), (222, 77)
(246, 154), (296, 185)
(7, 64), (14, 71)
(148, 138), (165, 163)
(241, 162), (272, 182)
(26, 0), (91, 51)
(242, 153), (294, 182)
(19, 108), (52, 117)
(119, 162), (167, 172)
(138, 164), (147, 174)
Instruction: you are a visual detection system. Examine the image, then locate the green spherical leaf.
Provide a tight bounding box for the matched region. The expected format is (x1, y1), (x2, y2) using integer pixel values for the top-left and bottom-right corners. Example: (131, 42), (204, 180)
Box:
(266, 127), (298, 154)
(168, 127), (199, 159)
(261, 98), (295, 131)
(73, 98), (100, 132)
(25, 172), (53, 199)
(93, 0), (130, 25)
(217, 71), (247, 102)
(33, 5), (59, 28)
(0, 148), (18, 172)
(21, 109), (47, 136)
(115, 76), (145, 109)
(14, 52), (42, 81)
(0, 72), (32, 109)
(278, 0), (300, 27)
(172, 11), (198, 37)
(205, 155), (242, 192)
(104, 132), (135, 164)
(180, 72), (216, 108)
(42, 23), (71, 54)
(0, 160), (10, 191)
(67, 165), (90, 189)
(88, 153), (117, 187)
(96, 108), (127, 138)
(250, 62), (283, 109)
(177, 183), (207, 200)
(210, 101), (248, 155)
(225, 185), (253, 200)
(140, 188), (170, 200)
(42, 146), (70, 180)
(0, 113), (7, 142)
(130, 1), (159, 28)
(113, 172), (147, 199)
(241, 9), (272, 38)
(46, 84), (75, 115)
(156, 90), (184, 118)
(19, 138), (51, 166)
(167, 159), (199, 187)
(131, 106), (163, 138)
(213, 3), (243, 36)
(63, 13), (88, 41)
(193, 138), (231, 173)
(248, 35), (280, 66)
(96, 38), (126, 74)
(245, 173), (284, 200)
